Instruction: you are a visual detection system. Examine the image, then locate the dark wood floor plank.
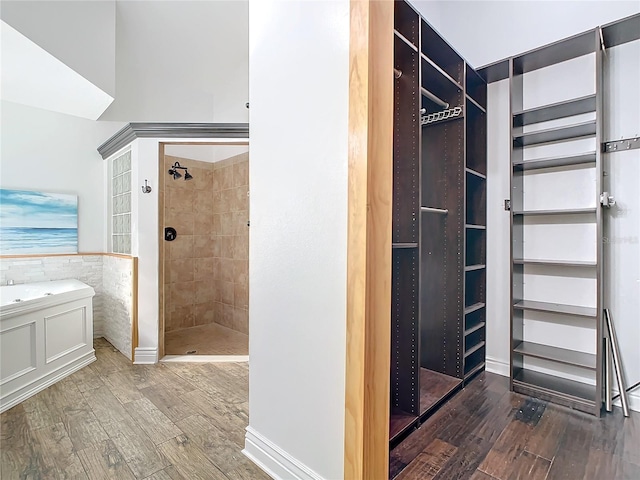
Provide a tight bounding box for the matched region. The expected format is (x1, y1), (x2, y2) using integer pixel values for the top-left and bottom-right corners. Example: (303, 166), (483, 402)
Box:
(510, 450), (551, 480)
(524, 405), (569, 461)
(395, 439), (457, 480)
(622, 408), (640, 466)
(139, 384), (196, 423)
(545, 411), (594, 480)
(175, 414), (246, 474)
(432, 434), (492, 480)
(77, 439), (136, 479)
(469, 471), (498, 480)
(589, 408), (625, 456)
(123, 398), (183, 445)
(157, 434), (228, 480)
(477, 411), (534, 479)
(102, 418), (171, 479)
(32, 422), (88, 479)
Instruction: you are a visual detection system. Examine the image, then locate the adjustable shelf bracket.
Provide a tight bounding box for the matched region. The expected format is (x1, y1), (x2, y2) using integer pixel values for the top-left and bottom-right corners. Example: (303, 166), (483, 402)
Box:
(602, 136), (640, 153)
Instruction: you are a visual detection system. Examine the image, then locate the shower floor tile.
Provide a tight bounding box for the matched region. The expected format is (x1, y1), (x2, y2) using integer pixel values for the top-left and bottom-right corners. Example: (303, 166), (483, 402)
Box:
(164, 323), (248, 356)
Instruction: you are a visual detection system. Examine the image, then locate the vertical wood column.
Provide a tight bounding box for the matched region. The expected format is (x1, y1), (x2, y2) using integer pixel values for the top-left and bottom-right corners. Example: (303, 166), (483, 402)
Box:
(345, 1), (394, 479)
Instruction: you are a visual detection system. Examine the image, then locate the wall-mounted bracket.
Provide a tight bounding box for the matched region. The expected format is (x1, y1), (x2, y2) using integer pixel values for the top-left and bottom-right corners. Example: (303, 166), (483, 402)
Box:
(600, 192), (616, 208)
(602, 136), (640, 153)
(504, 199), (511, 211)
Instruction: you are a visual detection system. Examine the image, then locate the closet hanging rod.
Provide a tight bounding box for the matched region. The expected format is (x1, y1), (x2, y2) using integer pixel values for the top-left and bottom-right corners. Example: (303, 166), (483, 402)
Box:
(421, 207), (449, 215)
(421, 87), (449, 109)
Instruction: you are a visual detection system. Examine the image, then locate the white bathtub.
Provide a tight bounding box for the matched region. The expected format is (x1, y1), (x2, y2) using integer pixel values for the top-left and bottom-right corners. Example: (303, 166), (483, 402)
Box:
(0, 280), (96, 413)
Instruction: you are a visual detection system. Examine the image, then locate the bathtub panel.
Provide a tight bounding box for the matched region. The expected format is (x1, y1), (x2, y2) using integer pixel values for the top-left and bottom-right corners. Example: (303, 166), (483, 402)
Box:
(0, 321), (37, 383)
(0, 280), (96, 413)
(44, 306), (88, 364)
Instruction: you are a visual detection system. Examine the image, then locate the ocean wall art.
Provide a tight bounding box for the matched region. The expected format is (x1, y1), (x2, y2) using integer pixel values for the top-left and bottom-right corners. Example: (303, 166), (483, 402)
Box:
(0, 189), (78, 254)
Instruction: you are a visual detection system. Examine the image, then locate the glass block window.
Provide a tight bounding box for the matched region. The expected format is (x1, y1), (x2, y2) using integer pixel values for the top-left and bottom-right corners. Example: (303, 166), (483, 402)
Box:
(112, 151), (132, 254)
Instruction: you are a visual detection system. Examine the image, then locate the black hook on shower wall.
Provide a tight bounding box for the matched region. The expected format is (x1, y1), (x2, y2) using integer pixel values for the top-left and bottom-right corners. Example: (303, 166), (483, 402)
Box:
(167, 162), (193, 181)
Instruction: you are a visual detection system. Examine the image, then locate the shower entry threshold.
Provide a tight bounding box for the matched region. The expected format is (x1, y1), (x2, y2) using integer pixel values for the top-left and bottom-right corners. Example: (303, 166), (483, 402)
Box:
(161, 354), (249, 363)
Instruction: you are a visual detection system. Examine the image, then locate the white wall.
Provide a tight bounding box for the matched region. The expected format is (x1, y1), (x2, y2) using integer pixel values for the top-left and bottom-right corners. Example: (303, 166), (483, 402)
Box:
(411, 1), (640, 67)
(0, 101), (123, 252)
(99, 0), (249, 122)
(164, 144), (249, 164)
(1, 0), (116, 97)
(246, 0), (349, 478)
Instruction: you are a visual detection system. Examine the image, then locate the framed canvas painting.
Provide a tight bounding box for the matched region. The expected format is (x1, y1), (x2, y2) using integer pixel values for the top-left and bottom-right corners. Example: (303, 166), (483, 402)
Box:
(0, 189), (78, 254)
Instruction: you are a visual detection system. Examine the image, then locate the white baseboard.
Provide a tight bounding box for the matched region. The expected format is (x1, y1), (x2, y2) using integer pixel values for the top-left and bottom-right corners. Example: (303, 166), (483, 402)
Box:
(243, 426), (324, 480)
(133, 347), (158, 364)
(485, 355), (510, 377)
(1, 352), (95, 413)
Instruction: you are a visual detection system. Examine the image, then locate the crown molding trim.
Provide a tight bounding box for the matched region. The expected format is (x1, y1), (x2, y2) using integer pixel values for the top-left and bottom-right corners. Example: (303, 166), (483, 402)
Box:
(97, 123), (249, 159)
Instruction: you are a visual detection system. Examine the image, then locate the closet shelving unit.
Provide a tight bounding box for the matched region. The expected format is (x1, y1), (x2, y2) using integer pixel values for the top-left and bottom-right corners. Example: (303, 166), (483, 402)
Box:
(390, 0), (487, 446)
(508, 30), (603, 416)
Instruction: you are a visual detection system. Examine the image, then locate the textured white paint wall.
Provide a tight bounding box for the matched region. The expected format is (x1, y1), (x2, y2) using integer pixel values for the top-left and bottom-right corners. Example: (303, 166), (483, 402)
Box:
(99, 0), (248, 122)
(247, 0), (349, 478)
(0, 101), (123, 252)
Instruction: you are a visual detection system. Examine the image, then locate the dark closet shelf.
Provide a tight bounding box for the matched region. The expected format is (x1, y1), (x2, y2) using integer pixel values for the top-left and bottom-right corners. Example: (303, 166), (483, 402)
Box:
(465, 264), (486, 271)
(464, 361), (485, 381)
(420, 53), (464, 91)
(466, 224), (486, 230)
(464, 341), (485, 357)
(513, 341), (597, 370)
(513, 95), (596, 127)
(513, 300), (597, 318)
(512, 208), (596, 216)
(512, 369), (596, 413)
(419, 369), (462, 417)
(466, 167), (486, 179)
(389, 408), (418, 443)
(513, 258), (596, 267)
(466, 94), (486, 113)
(393, 243), (419, 249)
(513, 120), (596, 147)
(464, 302), (485, 315)
(394, 29), (418, 52)
(512, 152), (596, 171)
(512, 30), (595, 75)
(464, 321), (485, 336)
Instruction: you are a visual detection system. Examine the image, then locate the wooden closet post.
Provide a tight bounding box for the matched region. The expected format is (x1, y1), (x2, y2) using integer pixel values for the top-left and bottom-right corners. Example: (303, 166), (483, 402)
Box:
(344, 1), (394, 479)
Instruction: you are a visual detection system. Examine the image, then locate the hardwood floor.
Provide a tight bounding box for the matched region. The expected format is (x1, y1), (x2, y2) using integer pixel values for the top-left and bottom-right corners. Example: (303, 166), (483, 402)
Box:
(392, 372), (640, 480)
(165, 323), (248, 356)
(0, 338), (267, 480)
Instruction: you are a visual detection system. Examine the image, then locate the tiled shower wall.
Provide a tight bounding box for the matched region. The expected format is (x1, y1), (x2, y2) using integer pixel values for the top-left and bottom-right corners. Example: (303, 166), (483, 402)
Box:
(212, 153), (249, 334)
(0, 255), (134, 359)
(162, 153), (249, 334)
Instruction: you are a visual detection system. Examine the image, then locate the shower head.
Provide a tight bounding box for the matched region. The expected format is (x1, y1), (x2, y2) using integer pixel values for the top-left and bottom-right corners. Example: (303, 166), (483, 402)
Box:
(167, 161), (193, 181)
